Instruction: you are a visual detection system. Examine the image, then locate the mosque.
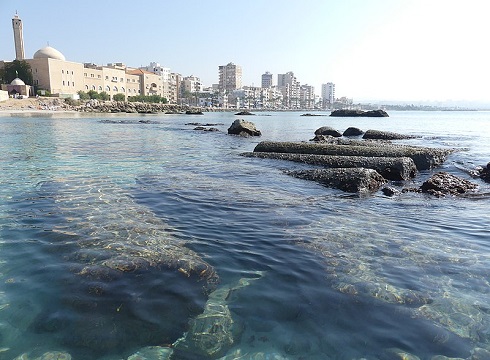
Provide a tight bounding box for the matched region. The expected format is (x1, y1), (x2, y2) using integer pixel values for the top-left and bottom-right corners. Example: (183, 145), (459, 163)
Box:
(0, 13), (164, 100)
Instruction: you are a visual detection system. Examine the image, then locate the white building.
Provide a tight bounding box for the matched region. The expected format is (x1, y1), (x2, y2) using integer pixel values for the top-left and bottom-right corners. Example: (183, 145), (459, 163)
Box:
(277, 71), (300, 108)
(300, 84), (315, 109)
(321, 82), (335, 108)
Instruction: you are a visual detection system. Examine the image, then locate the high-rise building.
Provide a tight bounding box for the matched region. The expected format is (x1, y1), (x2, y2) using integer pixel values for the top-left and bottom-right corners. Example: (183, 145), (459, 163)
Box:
(321, 82), (335, 108)
(261, 71), (273, 88)
(300, 84), (315, 109)
(218, 62), (242, 92)
(12, 13), (25, 60)
(277, 71), (300, 108)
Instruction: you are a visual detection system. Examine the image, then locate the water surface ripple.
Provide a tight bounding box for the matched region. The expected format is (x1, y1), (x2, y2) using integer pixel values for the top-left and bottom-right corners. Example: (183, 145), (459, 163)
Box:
(0, 111), (489, 359)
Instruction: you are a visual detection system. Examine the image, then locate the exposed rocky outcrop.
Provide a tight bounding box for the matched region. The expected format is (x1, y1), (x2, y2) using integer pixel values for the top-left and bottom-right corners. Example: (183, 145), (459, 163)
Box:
(186, 109), (204, 115)
(478, 162), (490, 183)
(185, 122), (224, 126)
(363, 129), (418, 140)
(193, 126), (220, 132)
(314, 126), (342, 137)
(343, 127), (364, 137)
(301, 113), (326, 116)
(74, 100), (192, 114)
(242, 152), (416, 181)
(381, 186), (400, 197)
(227, 119), (261, 137)
(420, 172), (478, 197)
(253, 141), (452, 171)
(330, 109), (389, 117)
(286, 168), (386, 193)
(235, 110), (255, 115)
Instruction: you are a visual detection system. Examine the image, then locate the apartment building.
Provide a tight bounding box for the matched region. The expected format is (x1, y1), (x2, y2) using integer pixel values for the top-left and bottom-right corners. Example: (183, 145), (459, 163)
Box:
(218, 62), (242, 92)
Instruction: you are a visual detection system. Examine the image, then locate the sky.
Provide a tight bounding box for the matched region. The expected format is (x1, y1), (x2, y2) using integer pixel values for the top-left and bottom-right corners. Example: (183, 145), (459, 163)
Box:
(1, 0), (490, 105)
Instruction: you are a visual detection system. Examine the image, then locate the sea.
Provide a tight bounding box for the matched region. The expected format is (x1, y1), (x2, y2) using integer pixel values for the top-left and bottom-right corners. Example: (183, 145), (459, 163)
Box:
(0, 110), (489, 360)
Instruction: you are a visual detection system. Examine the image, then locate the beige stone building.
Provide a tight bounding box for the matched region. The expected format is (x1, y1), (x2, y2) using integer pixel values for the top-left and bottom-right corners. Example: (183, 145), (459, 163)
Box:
(126, 69), (164, 97)
(26, 46), (84, 96)
(1, 13), (171, 102)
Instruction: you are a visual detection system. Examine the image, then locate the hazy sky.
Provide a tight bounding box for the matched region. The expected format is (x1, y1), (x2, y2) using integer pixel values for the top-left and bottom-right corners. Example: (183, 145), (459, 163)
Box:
(1, 1), (489, 103)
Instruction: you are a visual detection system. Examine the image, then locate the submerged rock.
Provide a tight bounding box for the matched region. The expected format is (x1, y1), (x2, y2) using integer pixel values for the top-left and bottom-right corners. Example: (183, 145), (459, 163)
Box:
(127, 346), (173, 360)
(174, 272), (264, 358)
(228, 119), (261, 137)
(420, 172), (478, 197)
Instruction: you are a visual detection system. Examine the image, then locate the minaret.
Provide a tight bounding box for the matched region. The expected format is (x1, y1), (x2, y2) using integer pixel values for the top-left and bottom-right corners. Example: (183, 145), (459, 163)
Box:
(12, 12), (25, 60)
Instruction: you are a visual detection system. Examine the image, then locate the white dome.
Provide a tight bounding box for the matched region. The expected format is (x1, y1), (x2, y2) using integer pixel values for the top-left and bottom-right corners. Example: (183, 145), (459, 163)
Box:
(33, 46), (66, 61)
(10, 78), (25, 86)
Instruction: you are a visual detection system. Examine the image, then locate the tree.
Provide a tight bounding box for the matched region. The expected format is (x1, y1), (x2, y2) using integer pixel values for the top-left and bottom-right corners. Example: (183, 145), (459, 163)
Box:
(87, 90), (99, 99)
(113, 93), (125, 102)
(99, 91), (110, 101)
(0, 60), (33, 85)
(77, 90), (90, 100)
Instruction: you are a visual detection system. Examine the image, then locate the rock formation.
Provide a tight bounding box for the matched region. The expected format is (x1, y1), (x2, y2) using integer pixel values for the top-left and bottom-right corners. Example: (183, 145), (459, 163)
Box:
(241, 152), (416, 181)
(314, 126), (342, 138)
(330, 109), (389, 117)
(253, 141), (452, 171)
(286, 168), (387, 193)
(227, 119), (261, 137)
(342, 127), (365, 137)
(420, 172), (478, 197)
(363, 129), (418, 140)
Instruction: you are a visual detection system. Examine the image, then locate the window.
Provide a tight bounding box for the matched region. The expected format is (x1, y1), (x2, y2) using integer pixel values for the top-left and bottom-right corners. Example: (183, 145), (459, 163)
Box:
(91, 74), (94, 78)
(85, 85), (89, 90)
(120, 78), (123, 82)
(113, 86), (117, 92)
(121, 87), (125, 92)
(72, 82), (75, 87)
(98, 86), (102, 91)
(98, 75), (101, 79)
(62, 70), (64, 74)
(105, 76), (109, 80)
(106, 85), (110, 91)
(92, 85), (96, 90)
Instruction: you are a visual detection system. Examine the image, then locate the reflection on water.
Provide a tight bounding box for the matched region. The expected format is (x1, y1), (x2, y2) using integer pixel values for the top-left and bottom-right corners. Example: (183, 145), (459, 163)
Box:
(0, 112), (489, 359)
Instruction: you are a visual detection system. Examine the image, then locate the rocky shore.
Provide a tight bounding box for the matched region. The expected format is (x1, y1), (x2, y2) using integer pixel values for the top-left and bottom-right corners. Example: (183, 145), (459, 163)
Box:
(0, 97), (205, 114)
(239, 122), (486, 196)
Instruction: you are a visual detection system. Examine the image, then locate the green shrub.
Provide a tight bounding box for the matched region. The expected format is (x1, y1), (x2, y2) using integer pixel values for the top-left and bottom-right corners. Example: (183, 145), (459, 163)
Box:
(78, 91), (90, 100)
(113, 93), (126, 102)
(36, 89), (51, 97)
(99, 91), (110, 101)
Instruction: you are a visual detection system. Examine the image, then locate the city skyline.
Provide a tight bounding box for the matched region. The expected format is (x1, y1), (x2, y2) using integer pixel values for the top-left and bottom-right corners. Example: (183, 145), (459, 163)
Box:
(1, 1), (489, 105)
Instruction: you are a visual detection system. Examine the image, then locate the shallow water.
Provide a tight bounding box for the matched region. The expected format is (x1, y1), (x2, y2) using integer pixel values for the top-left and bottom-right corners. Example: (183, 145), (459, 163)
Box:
(0, 111), (489, 359)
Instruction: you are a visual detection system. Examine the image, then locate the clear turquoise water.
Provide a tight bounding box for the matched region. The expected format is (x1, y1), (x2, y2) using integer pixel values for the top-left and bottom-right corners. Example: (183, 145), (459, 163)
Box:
(0, 111), (489, 359)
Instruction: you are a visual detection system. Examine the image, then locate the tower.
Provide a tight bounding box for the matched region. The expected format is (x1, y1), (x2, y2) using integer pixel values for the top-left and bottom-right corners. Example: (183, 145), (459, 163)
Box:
(218, 62), (242, 92)
(261, 71), (273, 88)
(12, 13), (25, 60)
